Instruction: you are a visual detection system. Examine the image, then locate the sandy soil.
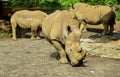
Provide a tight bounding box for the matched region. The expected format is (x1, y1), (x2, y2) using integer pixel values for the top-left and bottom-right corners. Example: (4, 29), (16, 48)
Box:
(0, 39), (120, 77)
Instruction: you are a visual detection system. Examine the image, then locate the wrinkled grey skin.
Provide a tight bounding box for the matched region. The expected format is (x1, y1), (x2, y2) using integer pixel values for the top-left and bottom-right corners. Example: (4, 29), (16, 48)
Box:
(70, 3), (116, 35)
(42, 10), (86, 66)
(11, 10), (47, 40)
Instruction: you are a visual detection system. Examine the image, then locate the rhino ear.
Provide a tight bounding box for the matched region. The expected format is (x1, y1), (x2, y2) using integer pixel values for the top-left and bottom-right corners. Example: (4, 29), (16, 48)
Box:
(71, 4), (75, 9)
(69, 9), (77, 19)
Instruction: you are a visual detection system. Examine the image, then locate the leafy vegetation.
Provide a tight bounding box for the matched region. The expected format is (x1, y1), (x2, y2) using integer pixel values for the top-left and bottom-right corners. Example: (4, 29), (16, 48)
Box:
(7, 0), (120, 19)
(8, 0), (120, 10)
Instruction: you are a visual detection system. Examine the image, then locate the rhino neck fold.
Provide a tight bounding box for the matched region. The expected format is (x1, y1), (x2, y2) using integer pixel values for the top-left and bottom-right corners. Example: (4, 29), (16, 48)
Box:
(51, 39), (65, 50)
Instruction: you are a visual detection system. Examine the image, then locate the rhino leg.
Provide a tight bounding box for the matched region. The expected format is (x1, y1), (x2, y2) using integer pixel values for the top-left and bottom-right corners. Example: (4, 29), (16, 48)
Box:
(102, 24), (108, 35)
(108, 25), (114, 35)
(51, 40), (68, 64)
(82, 23), (87, 32)
(12, 22), (17, 40)
(31, 27), (37, 40)
(36, 28), (42, 39)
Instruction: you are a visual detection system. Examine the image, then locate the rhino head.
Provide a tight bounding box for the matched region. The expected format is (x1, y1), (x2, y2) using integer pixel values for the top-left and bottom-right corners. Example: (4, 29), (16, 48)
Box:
(65, 24), (86, 66)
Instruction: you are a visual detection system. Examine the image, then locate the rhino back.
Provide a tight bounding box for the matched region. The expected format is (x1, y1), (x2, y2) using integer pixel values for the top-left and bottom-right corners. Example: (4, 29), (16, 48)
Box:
(42, 10), (62, 39)
(73, 3), (113, 24)
(73, 3), (112, 15)
(11, 10), (47, 28)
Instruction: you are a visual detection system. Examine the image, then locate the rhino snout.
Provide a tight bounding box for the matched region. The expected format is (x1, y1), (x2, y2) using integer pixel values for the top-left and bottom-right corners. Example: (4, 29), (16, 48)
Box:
(70, 51), (86, 67)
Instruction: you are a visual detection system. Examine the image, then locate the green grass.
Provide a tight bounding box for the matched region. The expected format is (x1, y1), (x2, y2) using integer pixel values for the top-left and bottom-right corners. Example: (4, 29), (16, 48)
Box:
(0, 32), (12, 38)
(116, 11), (120, 20)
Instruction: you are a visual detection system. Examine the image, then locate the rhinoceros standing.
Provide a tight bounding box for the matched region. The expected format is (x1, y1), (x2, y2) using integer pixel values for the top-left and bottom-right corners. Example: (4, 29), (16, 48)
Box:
(11, 10), (47, 40)
(42, 10), (86, 66)
(70, 3), (116, 35)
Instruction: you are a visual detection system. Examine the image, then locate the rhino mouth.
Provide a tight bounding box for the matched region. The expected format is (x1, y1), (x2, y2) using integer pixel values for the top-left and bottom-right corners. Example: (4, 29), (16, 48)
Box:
(70, 62), (82, 67)
(68, 51), (86, 67)
(70, 57), (86, 67)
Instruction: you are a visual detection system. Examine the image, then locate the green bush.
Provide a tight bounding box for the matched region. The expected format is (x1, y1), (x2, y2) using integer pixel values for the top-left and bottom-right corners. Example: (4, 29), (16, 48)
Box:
(104, 0), (118, 4)
(60, 0), (80, 9)
(39, 0), (62, 10)
(8, 0), (119, 9)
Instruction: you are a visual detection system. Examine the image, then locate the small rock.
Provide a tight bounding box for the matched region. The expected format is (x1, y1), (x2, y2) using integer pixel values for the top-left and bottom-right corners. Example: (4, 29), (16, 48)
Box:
(90, 71), (95, 73)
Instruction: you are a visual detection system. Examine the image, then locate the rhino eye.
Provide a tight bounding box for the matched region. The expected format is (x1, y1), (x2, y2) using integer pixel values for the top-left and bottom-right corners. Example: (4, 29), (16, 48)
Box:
(70, 49), (72, 52)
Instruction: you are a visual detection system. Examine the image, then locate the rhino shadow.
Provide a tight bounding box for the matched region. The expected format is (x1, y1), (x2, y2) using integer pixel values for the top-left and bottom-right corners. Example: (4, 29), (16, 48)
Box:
(50, 52), (59, 60)
(87, 28), (103, 34)
(16, 26), (45, 39)
(50, 52), (88, 67)
(87, 28), (120, 42)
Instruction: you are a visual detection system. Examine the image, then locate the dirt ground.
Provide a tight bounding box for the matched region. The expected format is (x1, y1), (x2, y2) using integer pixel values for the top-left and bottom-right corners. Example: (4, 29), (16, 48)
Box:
(0, 21), (120, 77)
(81, 21), (120, 59)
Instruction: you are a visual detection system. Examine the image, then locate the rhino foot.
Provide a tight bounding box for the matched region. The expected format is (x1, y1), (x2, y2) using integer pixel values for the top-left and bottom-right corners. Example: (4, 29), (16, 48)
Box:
(107, 31), (113, 35)
(31, 37), (36, 40)
(59, 58), (68, 64)
(82, 28), (88, 32)
(12, 37), (17, 41)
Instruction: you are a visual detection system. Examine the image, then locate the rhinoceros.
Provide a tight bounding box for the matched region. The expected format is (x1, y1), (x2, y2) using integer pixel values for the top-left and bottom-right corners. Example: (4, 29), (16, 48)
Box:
(11, 10), (47, 40)
(42, 10), (86, 66)
(108, 4), (120, 12)
(70, 3), (116, 35)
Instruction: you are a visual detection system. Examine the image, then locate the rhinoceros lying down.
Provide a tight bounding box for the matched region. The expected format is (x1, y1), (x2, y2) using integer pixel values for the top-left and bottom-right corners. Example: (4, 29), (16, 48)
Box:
(42, 10), (86, 66)
(11, 10), (47, 40)
(70, 3), (116, 35)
